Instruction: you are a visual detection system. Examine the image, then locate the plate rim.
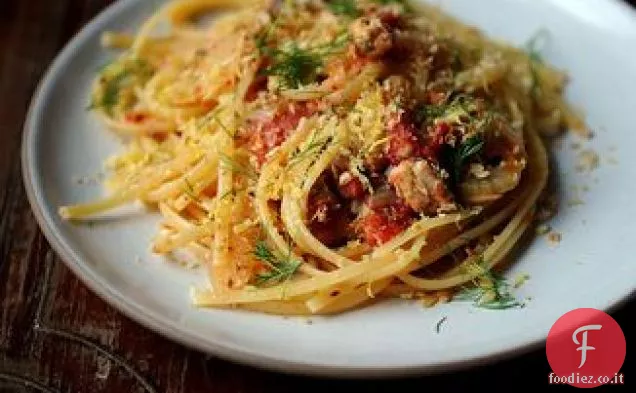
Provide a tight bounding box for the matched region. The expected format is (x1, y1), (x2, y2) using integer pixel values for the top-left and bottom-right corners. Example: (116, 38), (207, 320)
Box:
(20, 0), (636, 378)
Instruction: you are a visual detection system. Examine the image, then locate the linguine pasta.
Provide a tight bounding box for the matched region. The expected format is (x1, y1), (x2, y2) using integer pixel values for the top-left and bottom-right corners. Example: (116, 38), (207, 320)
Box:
(60, 0), (586, 315)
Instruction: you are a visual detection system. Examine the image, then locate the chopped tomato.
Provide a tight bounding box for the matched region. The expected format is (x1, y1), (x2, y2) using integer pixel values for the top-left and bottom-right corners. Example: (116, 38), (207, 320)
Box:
(125, 112), (147, 123)
(421, 122), (451, 161)
(338, 174), (365, 200)
(190, 85), (219, 109)
(357, 201), (415, 246)
(151, 132), (168, 143)
(245, 76), (267, 103)
(386, 112), (455, 166)
(201, 183), (217, 198)
(200, 99), (218, 110)
(246, 103), (315, 165)
(386, 114), (421, 165)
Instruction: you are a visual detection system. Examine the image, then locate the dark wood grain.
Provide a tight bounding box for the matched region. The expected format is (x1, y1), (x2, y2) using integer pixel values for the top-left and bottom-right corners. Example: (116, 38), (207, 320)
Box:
(1, 1), (634, 392)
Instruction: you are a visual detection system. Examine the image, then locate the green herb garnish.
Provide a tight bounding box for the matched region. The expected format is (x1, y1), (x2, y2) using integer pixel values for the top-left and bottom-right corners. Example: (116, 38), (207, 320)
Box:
(102, 72), (128, 112)
(456, 135), (484, 165)
(450, 46), (462, 72)
(455, 257), (524, 310)
(90, 59), (153, 114)
(183, 178), (201, 203)
(524, 29), (550, 96)
(309, 31), (350, 57)
(327, 0), (360, 17)
(454, 135), (485, 182)
(218, 186), (248, 202)
(218, 153), (258, 180)
(442, 134), (485, 185)
(414, 104), (447, 125)
(255, 16), (279, 56)
(525, 29), (550, 64)
(288, 132), (333, 168)
(257, 30), (348, 89)
(213, 113), (235, 139)
(262, 43), (323, 89)
(435, 316), (448, 333)
(413, 94), (477, 125)
(254, 241), (301, 286)
(198, 107), (234, 138)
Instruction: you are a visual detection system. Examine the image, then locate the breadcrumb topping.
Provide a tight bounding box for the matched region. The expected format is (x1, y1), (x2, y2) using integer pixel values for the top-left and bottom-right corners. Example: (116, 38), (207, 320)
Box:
(546, 231), (562, 247)
(575, 149), (600, 173)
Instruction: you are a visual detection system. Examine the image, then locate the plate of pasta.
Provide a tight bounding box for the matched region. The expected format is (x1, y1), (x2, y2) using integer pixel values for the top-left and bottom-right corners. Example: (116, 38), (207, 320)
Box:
(23, 0), (636, 377)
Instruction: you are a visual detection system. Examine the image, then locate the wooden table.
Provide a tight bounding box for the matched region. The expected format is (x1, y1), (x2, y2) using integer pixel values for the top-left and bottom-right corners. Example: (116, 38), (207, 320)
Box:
(1, 1), (633, 391)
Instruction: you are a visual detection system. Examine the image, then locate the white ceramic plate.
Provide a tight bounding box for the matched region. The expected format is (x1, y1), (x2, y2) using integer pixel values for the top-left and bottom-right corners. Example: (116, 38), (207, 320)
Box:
(22, 0), (636, 378)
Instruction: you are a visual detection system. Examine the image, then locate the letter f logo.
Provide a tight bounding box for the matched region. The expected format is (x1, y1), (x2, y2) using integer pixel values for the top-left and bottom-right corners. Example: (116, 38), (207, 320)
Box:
(572, 325), (602, 368)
